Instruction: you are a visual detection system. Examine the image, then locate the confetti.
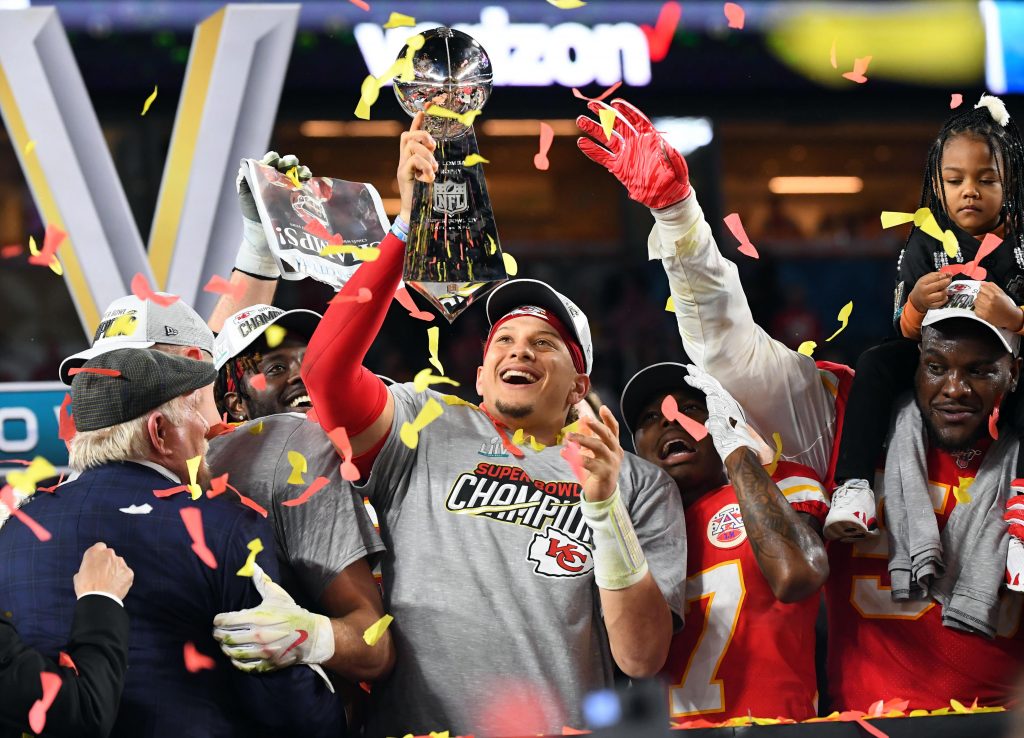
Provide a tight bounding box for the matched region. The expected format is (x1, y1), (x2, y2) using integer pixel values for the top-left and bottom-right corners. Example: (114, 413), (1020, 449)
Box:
(426, 105), (482, 129)
(426, 326), (445, 375)
(27, 223), (66, 275)
(950, 93), (963, 109)
(723, 213), (759, 259)
(382, 11), (415, 28)
(765, 432), (783, 475)
(287, 450), (307, 485)
(362, 614), (394, 645)
(534, 122), (554, 170)
(236, 538), (264, 577)
(503, 252), (519, 276)
(641, 1), (682, 63)
(413, 368), (460, 393)
(185, 455), (203, 500)
(355, 74), (380, 120)
(464, 153), (489, 166)
(560, 439), (588, 483)
(395, 285), (435, 321)
(327, 426), (361, 482)
(119, 503), (153, 515)
(829, 39), (837, 69)
(826, 301), (853, 342)
(661, 394), (709, 442)
(28, 672), (62, 734)
(990, 405), (1000, 440)
(24, 139), (36, 155)
(203, 274), (245, 302)
(0, 486), (51, 541)
(67, 367), (121, 378)
(281, 476), (330, 507)
(180, 507), (217, 569)
(349, 0), (370, 8)
(320, 244), (381, 261)
(183, 641), (216, 672)
(249, 373), (267, 392)
(955, 477), (974, 505)
(7, 456), (57, 495)
(1, 244), (22, 258)
(284, 166), (302, 189)
(880, 211), (915, 229)
(547, 0), (586, 7)
(141, 85), (158, 116)
(248, 420), (264, 435)
(665, 295), (675, 312)
(153, 485), (189, 498)
(400, 398), (444, 448)
(264, 324), (287, 349)
(330, 287), (373, 305)
(59, 651), (78, 675)
(946, 233), (1002, 280)
(598, 107), (617, 143)
(723, 2), (745, 29)
(225, 480), (268, 518)
(842, 56), (872, 84)
(58, 393), (75, 445)
(571, 81), (622, 104)
(131, 273), (179, 307)
(487, 233), (498, 255)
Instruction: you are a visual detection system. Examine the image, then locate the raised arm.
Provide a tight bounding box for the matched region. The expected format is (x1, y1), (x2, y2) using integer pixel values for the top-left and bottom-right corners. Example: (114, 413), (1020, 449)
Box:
(577, 98), (836, 479)
(300, 113), (437, 460)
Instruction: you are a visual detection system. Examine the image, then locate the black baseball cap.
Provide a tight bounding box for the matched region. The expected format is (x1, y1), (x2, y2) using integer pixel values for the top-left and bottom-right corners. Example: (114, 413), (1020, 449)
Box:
(619, 361), (703, 441)
(71, 348), (217, 432)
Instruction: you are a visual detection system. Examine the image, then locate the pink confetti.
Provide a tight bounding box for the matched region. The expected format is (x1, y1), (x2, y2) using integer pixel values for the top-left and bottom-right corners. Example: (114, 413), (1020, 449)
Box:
(27, 223), (66, 268)
(0, 485), (52, 541)
(329, 287), (373, 304)
(950, 93), (963, 109)
(842, 55), (872, 84)
(203, 274), (245, 303)
(28, 672), (62, 733)
(131, 273), (179, 307)
(153, 485), (189, 498)
(59, 651), (78, 675)
(58, 393), (75, 445)
(723, 2), (745, 29)
(723, 212), (759, 259)
(1, 244), (23, 258)
(661, 395), (709, 442)
(281, 476), (330, 507)
(67, 367), (121, 378)
(207, 474), (229, 499)
(180, 507), (217, 569)
(534, 122), (554, 171)
(560, 439), (587, 483)
(249, 373), (267, 392)
(394, 285), (435, 322)
(305, 220), (343, 245)
(349, 0), (370, 9)
(854, 717), (889, 738)
(225, 481), (268, 518)
(328, 427), (361, 481)
(571, 81), (622, 104)
(183, 641), (216, 673)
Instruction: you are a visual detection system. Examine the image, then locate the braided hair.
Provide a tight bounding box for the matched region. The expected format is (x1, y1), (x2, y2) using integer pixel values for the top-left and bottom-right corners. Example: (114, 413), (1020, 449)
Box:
(213, 351), (263, 420)
(918, 95), (1024, 243)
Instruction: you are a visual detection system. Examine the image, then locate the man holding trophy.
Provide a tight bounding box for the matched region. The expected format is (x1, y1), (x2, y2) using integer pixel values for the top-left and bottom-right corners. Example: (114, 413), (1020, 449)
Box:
(213, 28), (686, 737)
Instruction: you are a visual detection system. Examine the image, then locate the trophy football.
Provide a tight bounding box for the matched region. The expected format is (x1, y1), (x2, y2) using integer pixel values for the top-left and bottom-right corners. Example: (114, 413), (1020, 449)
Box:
(394, 27), (507, 322)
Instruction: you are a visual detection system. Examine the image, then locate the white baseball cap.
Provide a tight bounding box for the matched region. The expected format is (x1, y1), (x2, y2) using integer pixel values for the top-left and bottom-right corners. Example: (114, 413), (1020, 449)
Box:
(213, 304), (322, 370)
(485, 278), (593, 374)
(922, 280), (1021, 356)
(59, 294), (215, 385)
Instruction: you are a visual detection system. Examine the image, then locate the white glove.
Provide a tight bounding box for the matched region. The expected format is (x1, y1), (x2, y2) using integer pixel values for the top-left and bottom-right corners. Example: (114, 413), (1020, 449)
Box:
(234, 151), (312, 279)
(212, 566), (334, 673)
(683, 364), (771, 463)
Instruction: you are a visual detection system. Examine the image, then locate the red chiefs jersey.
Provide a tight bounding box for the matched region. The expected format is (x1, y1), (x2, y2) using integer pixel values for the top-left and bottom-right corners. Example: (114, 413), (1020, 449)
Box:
(662, 460), (828, 721)
(816, 360), (855, 491)
(826, 440), (1024, 712)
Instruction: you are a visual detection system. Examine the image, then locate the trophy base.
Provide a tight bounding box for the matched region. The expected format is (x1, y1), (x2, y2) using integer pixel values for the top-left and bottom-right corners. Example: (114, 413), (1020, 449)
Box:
(406, 279), (499, 323)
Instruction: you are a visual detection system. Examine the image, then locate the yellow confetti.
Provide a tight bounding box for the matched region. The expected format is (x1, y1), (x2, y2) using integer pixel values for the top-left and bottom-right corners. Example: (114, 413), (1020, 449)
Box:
(826, 301), (853, 342)
(950, 699), (970, 714)
(320, 244), (381, 261)
(413, 368), (460, 393)
(880, 211), (915, 229)
(285, 166), (302, 189)
(486, 233), (498, 255)
(235, 538), (264, 577)
(248, 420), (264, 435)
(503, 252), (518, 276)
(426, 105), (482, 128)
(23, 140), (35, 155)
(7, 456), (56, 495)
(954, 476), (974, 504)
(399, 398), (444, 449)
(427, 326), (444, 375)
(908, 709), (930, 717)
(463, 153), (489, 166)
(797, 341), (816, 356)
(598, 107), (617, 142)
(382, 12), (415, 28)
(287, 450), (307, 485)
(440, 394), (477, 409)
(186, 456), (202, 500)
(107, 313), (138, 337)
(27, 235), (62, 276)
(765, 432), (783, 476)
(141, 85), (158, 116)
(355, 74), (381, 120)
(665, 295), (675, 312)
(264, 324), (287, 349)
(362, 613), (395, 645)
(429, 733), (450, 738)
(547, 0), (587, 6)
(911, 207), (959, 258)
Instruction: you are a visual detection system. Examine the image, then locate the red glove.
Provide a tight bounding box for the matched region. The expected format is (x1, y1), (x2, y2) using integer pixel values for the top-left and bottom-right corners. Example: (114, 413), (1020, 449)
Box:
(576, 98), (690, 209)
(1004, 495), (1024, 540)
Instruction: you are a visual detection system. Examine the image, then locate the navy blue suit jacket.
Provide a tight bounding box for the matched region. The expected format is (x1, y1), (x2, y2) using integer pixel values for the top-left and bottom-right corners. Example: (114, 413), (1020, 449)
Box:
(0, 462), (343, 738)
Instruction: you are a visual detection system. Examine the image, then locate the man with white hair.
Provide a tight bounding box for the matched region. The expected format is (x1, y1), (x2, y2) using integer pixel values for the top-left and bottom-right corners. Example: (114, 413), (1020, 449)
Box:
(0, 348), (342, 736)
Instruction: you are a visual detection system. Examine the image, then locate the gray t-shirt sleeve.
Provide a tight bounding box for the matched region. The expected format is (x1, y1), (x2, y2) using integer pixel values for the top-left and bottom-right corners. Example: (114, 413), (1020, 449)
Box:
(362, 383), (432, 513)
(621, 454), (687, 621)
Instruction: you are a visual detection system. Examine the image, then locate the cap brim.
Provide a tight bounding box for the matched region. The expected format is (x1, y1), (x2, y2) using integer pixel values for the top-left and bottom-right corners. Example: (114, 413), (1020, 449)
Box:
(922, 308), (1020, 356)
(486, 279), (579, 347)
(59, 340), (156, 385)
(215, 309), (322, 369)
(619, 362), (696, 440)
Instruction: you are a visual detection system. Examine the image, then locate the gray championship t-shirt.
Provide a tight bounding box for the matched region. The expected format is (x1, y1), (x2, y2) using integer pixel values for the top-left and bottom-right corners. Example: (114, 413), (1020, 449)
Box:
(207, 413), (385, 606)
(363, 384), (687, 737)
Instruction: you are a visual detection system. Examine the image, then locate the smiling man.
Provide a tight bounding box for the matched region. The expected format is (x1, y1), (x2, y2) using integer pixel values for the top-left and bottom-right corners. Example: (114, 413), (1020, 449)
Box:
(620, 361), (829, 722)
(827, 285), (1024, 711)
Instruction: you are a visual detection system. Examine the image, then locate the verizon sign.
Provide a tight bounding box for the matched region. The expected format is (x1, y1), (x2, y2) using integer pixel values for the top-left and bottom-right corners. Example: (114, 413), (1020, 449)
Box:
(355, 6), (653, 88)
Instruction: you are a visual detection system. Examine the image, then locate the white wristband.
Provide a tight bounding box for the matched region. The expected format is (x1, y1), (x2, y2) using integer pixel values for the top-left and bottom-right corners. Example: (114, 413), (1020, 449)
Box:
(580, 486), (648, 590)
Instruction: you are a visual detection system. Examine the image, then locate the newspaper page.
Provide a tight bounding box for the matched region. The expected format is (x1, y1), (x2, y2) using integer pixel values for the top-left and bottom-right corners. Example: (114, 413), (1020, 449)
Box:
(242, 159), (390, 290)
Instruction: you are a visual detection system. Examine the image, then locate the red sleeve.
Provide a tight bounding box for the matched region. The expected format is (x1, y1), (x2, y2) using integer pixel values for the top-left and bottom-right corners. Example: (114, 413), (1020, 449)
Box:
(771, 460), (829, 524)
(301, 232), (405, 442)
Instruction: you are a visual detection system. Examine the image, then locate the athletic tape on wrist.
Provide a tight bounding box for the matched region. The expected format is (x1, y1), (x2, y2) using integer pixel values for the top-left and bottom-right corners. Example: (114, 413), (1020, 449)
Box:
(580, 486), (648, 590)
(390, 214), (410, 242)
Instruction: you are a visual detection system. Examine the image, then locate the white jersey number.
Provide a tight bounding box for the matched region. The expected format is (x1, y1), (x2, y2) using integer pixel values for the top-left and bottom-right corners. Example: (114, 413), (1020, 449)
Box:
(669, 560), (745, 717)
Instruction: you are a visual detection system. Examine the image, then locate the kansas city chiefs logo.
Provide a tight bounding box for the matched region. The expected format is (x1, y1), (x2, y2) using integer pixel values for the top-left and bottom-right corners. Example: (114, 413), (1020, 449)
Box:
(527, 527), (593, 578)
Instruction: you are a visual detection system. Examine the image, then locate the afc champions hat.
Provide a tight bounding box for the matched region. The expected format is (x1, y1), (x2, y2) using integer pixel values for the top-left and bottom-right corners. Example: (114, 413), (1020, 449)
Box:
(922, 280), (1022, 356)
(213, 304), (322, 370)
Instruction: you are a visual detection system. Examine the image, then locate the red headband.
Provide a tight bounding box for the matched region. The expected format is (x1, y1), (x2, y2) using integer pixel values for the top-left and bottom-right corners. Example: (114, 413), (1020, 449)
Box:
(485, 306), (586, 374)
